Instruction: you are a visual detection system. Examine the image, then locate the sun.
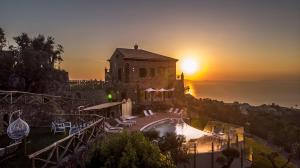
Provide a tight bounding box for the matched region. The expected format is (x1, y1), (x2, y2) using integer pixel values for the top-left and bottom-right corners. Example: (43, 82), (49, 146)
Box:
(181, 58), (198, 75)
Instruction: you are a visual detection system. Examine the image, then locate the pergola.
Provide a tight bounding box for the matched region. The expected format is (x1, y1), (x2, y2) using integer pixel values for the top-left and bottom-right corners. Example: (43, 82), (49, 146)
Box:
(144, 88), (175, 102)
(81, 102), (123, 118)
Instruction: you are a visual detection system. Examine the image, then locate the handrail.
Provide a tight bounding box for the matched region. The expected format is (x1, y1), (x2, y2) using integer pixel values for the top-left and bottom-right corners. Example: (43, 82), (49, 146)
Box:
(28, 114), (103, 159)
(27, 114), (105, 167)
(0, 90), (87, 101)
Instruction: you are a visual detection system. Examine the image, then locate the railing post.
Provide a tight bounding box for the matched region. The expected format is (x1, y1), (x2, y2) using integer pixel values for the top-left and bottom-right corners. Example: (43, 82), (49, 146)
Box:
(10, 92), (12, 104)
(56, 146), (59, 162)
(32, 158), (36, 168)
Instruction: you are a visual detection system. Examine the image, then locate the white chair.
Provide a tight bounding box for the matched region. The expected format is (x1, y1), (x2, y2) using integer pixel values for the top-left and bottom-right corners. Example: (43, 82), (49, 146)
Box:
(168, 107), (174, 113)
(123, 116), (138, 120)
(105, 126), (122, 133)
(178, 109), (184, 114)
(69, 126), (79, 135)
(143, 110), (150, 117)
(115, 118), (133, 127)
(148, 110), (155, 115)
(64, 122), (71, 129)
(173, 108), (179, 113)
(120, 117), (136, 124)
(105, 122), (123, 130)
(51, 122), (66, 134)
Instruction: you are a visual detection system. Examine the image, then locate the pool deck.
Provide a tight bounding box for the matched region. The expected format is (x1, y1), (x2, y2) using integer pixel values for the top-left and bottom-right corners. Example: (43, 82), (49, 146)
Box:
(126, 112), (182, 131)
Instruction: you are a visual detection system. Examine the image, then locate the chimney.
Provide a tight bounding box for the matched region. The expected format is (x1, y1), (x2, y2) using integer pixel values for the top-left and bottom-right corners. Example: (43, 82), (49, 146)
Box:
(134, 44), (138, 50)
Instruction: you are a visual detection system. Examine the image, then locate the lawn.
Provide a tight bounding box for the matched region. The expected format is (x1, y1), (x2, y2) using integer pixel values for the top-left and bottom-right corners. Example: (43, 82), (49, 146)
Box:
(0, 127), (67, 168)
(245, 137), (296, 168)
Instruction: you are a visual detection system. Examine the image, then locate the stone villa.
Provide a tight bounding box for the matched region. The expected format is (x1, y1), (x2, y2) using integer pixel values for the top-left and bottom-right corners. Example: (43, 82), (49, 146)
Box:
(105, 44), (184, 104)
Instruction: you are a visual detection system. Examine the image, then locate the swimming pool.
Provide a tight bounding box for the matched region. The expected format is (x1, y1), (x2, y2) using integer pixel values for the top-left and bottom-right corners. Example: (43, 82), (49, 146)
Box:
(141, 118), (211, 141)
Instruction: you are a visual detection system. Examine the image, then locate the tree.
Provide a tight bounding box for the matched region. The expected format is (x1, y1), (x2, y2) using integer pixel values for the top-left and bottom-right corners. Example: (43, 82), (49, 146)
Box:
(86, 132), (176, 168)
(216, 147), (240, 168)
(13, 33), (31, 51)
(0, 28), (68, 93)
(158, 132), (189, 165)
(0, 27), (6, 51)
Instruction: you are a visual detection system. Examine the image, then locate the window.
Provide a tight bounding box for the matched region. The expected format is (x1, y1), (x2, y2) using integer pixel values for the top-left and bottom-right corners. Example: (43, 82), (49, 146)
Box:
(125, 63), (130, 83)
(118, 68), (122, 81)
(139, 68), (147, 78)
(150, 68), (155, 77)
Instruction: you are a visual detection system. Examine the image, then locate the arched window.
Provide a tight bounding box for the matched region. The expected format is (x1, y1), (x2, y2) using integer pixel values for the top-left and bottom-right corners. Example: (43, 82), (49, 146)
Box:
(118, 68), (122, 81)
(125, 63), (130, 83)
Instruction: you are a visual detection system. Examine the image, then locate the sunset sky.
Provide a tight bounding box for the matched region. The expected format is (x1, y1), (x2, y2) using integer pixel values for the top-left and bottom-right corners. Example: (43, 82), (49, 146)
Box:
(1, 0), (300, 81)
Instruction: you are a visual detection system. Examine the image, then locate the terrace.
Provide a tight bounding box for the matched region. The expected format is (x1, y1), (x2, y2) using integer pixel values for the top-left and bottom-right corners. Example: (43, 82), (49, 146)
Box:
(1, 113), (105, 168)
(1, 100), (247, 168)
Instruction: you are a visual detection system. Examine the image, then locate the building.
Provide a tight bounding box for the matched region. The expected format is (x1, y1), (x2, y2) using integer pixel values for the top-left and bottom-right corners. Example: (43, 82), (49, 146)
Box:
(105, 44), (184, 105)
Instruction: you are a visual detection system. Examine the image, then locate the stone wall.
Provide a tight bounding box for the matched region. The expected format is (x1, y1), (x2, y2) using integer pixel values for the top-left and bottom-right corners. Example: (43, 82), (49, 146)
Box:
(68, 89), (107, 105)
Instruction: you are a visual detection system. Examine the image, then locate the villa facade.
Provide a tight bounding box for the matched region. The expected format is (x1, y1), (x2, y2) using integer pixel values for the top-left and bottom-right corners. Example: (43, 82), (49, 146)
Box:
(105, 45), (184, 104)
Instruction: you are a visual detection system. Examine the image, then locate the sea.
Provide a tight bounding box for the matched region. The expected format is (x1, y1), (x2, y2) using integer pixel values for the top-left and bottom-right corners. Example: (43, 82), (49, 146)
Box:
(186, 80), (300, 108)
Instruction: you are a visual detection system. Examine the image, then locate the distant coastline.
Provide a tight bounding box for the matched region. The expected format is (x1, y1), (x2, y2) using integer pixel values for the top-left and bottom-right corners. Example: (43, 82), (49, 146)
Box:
(185, 80), (300, 109)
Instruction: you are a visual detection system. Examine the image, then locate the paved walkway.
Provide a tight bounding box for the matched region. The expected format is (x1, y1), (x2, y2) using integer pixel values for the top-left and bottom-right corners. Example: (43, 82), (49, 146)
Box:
(126, 112), (181, 131)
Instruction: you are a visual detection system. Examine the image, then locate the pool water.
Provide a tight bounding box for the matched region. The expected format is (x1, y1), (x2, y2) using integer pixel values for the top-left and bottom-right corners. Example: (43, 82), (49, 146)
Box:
(142, 118), (211, 140)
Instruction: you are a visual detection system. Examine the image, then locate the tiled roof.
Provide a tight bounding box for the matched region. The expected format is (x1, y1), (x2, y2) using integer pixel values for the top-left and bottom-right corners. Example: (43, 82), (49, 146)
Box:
(116, 48), (178, 61)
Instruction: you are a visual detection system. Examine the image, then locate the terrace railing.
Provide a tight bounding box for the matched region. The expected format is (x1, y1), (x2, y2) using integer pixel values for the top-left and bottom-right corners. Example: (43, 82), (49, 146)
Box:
(0, 90), (88, 106)
(28, 114), (105, 168)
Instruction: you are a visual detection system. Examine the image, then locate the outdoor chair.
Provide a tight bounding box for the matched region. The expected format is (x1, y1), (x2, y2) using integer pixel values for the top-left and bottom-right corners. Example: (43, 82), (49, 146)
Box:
(69, 126), (79, 135)
(115, 118), (133, 127)
(177, 109), (184, 114)
(143, 110), (150, 117)
(173, 108), (179, 113)
(104, 126), (122, 133)
(69, 125), (84, 135)
(51, 122), (66, 134)
(148, 110), (155, 115)
(168, 107), (174, 113)
(104, 122), (123, 130)
(120, 117), (136, 124)
(122, 116), (138, 120)
(64, 122), (72, 129)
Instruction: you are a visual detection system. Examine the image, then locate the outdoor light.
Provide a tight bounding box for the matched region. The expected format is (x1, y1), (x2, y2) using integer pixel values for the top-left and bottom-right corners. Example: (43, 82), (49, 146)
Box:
(107, 93), (112, 101)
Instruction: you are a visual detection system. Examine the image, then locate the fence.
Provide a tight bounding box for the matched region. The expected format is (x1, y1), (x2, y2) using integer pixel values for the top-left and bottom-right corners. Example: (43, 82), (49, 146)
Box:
(28, 114), (105, 168)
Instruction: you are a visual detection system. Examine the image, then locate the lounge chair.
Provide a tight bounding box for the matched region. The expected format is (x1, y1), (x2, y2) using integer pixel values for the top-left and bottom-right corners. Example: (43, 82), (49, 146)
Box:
(115, 118), (133, 127)
(120, 117), (136, 124)
(168, 107), (174, 113)
(177, 109), (184, 114)
(104, 126), (122, 133)
(173, 108), (179, 113)
(105, 122), (123, 130)
(51, 122), (66, 134)
(143, 110), (150, 117)
(122, 116), (138, 120)
(148, 110), (155, 115)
